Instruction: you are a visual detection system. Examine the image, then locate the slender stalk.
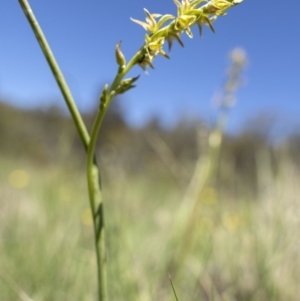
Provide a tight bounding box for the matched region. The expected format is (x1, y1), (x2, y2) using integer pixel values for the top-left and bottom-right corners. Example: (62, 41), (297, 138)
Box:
(86, 102), (108, 301)
(85, 48), (143, 301)
(18, 0), (90, 150)
(18, 1), (106, 300)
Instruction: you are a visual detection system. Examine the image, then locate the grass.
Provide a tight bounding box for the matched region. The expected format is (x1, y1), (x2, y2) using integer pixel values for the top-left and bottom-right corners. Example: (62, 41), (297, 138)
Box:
(1, 153), (300, 301)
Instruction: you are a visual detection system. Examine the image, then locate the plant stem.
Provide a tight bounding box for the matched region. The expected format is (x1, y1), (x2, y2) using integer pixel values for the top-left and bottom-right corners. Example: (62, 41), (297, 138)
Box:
(18, 0), (90, 150)
(19, 1), (146, 298)
(85, 48), (144, 301)
(18, 1), (106, 300)
(86, 94), (112, 300)
(110, 49), (144, 92)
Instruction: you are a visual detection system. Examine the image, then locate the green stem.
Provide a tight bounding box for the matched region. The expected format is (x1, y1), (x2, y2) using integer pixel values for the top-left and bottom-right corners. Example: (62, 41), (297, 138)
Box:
(19, 1), (145, 298)
(86, 102), (107, 301)
(18, 1), (105, 300)
(85, 49), (143, 301)
(18, 0), (90, 150)
(110, 49), (144, 92)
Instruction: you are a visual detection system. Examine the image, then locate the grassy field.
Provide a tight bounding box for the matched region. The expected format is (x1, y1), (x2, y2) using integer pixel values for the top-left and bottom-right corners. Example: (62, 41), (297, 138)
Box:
(1, 152), (300, 301)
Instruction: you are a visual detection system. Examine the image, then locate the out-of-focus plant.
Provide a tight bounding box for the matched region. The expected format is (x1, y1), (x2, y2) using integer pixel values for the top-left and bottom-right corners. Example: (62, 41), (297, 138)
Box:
(17, 0), (243, 300)
(165, 47), (247, 280)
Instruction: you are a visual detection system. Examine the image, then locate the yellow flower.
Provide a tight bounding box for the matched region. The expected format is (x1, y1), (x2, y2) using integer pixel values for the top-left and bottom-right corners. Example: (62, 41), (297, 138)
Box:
(204, 0), (240, 16)
(173, 0), (206, 16)
(131, 9), (174, 34)
(131, 0), (244, 71)
(174, 14), (196, 38)
(145, 35), (170, 59)
(173, 0), (190, 15)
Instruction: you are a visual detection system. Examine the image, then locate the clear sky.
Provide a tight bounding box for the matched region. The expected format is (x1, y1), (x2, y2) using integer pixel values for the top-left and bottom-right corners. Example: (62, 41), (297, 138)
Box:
(1, 1), (300, 135)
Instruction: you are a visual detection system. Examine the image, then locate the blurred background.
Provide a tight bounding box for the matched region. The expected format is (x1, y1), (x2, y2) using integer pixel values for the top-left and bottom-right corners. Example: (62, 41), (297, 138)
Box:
(1, 1), (300, 301)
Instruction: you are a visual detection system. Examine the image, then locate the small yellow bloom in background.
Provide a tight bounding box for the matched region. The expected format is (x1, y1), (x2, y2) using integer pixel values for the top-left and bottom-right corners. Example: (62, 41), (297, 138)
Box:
(8, 169), (30, 189)
(223, 212), (242, 233)
(81, 208), (93, 226)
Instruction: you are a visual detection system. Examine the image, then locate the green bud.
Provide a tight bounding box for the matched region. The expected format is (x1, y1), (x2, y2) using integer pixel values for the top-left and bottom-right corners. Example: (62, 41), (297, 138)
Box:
(114, 76), (140, 94)
(115, 41), (126, 67)
(100, 84), (109, 107)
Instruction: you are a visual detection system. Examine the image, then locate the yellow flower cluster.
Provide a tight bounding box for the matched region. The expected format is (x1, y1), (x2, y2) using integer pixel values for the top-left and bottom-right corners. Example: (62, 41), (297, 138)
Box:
(130, 0), (243, 70)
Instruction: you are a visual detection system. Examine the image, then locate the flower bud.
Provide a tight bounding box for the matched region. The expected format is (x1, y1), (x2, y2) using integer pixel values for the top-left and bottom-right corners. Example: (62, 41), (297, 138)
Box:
(100, 84), (108, 107)
(115, 41), (126, 67)
(114, 76), (140, 94)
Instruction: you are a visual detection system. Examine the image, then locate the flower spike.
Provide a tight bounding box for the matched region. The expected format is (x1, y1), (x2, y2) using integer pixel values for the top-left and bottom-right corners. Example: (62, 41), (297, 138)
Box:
(131, 0), (243, 72)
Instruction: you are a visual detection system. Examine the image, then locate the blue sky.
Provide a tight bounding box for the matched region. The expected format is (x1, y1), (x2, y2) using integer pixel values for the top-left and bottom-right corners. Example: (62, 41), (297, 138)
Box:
(1, 0), (300, 135)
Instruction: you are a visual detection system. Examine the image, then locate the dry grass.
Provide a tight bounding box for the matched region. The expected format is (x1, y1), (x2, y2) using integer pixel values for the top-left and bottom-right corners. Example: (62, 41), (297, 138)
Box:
(1, 154), (300, 301)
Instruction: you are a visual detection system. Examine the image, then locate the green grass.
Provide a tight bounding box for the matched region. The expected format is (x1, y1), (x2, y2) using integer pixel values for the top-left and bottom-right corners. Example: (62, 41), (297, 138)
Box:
(1, 155), (300, 301)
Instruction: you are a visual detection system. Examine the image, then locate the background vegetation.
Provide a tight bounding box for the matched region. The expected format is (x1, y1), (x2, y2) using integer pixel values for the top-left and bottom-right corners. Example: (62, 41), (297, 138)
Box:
(1, 99), (300, 301)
